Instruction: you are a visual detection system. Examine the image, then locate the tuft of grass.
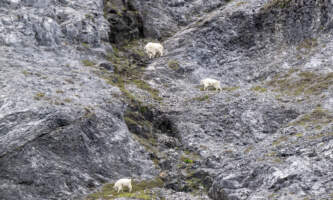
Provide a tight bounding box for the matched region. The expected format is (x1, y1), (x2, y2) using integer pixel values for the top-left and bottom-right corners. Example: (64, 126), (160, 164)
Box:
(63, 98), (72, 103)
(132, 79), (163, 102)
(82, 60), (96, 67)
(116, 191), (155, 200)
(82, 42), (90, 48)
(34, 92), (45, 100)
(22, 70), (32, 76)
(168, 60), (180, 71)
(294, 133), (303, 138)
(296, 38), (318, 54)
(244, 146), (253, 154)
(180, 156), (194, 164)
(251, 86), (267, 93)
(235, 1), (246, 7)
(272, 136), (288, 146)
(56, 90), (64, 94)
(191, 95), (210, 102)
(262, 0), (292, 10)
(222, 86), (240, 92)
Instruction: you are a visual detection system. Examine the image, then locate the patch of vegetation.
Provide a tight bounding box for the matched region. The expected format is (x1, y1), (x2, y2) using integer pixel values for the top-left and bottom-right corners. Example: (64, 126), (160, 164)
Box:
(132, 79), (163, 101)
(294, 133), (303, 138)
(82, 59), (96, 67)
(82, 42), (89, 48)
(268, 193), (278, 199)
(296, 38), (318, 54)
(272, 136), (289, 146)
(122, 40), (146, 57)
(64, 79), (74, 84)
(222, 86), (240, 92)
(267, 71), (333, 97)
(63, 98), (72, 103)
(180, 151), (200, 166)
(191, 95), (210, 102)
(168, 60), (180, 71)
(265, 151), (277, 157)
(251, 85), (267, 93)
(289, 107), (333, 126)
(86, 178), (164, 200)
(34, 92), (45, 100)
(97, 40), (163, 103)
(85, 14), (95, 20)
(244, 146), (253, 154)
(124, 116), (139, 127)
(182, 157), (194, 164)
(235, 1), (246, 7)
(22, 70), (32, 76)
(262, 0), (292, 10)
(308, 132), (333, 140)
(56, 90), (64, 94)
(186, 177), (204, 194)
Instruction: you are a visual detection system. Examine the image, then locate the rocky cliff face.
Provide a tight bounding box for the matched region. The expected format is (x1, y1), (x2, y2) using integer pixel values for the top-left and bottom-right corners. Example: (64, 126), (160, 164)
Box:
(0, 0), (332, 200)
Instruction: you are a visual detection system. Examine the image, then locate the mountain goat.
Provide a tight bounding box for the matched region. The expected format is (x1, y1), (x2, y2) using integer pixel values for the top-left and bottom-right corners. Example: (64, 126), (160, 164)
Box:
(200, 78), (221, 91)
(113, 178), (132, 193)
(144, 42), (164, 59)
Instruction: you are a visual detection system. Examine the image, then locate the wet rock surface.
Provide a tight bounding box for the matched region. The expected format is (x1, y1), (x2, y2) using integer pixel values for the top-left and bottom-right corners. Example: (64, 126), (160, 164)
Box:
(0, 0), (333, 200)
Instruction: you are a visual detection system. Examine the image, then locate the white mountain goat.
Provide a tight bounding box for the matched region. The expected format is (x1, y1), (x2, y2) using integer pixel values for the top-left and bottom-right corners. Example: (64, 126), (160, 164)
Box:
(113, 178), (132, 193)
(144, 42), (164, 59)
(200, 78), (221, 91)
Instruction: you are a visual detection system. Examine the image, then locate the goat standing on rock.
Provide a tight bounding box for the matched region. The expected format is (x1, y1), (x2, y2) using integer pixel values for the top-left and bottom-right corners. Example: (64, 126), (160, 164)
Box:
(144, 42), (164, 59)
(200, 78), (221, 91)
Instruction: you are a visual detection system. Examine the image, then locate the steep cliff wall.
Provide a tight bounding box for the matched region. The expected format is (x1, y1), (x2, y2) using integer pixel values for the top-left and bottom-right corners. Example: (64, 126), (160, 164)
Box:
(0, 0), (332, 200)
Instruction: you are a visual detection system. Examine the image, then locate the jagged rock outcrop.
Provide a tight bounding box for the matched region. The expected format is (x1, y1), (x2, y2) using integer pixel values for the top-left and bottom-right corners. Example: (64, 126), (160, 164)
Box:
(0, 0), (332, 200)
(0, 1), (156, 200)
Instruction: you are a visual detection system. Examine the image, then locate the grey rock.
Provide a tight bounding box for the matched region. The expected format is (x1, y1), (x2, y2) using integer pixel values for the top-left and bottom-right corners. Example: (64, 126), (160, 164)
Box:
(0, 0), (333, 200)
